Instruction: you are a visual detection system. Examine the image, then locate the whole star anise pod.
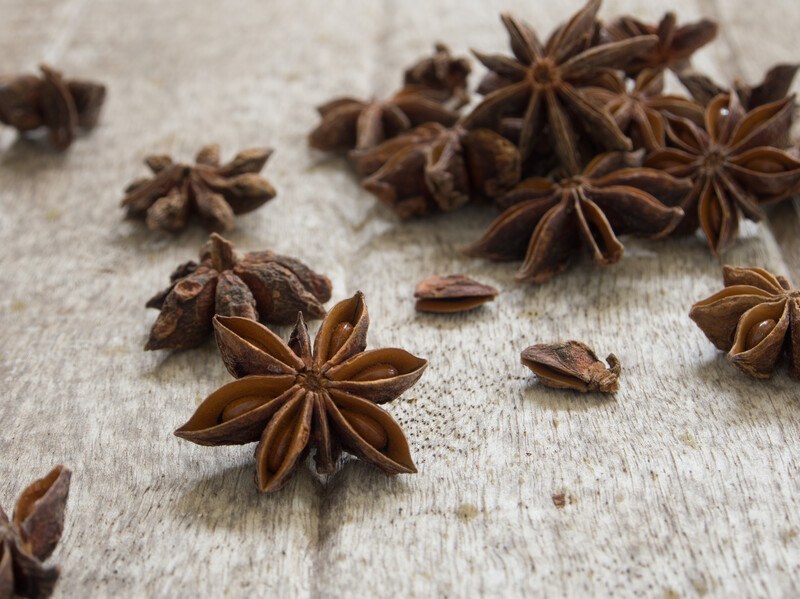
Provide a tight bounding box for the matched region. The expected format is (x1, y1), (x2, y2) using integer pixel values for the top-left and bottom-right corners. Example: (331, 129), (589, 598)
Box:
(175, 292), (427, 494)
(1, 466), (71, 599)
(308, 87), (460, 153)
(145, 233), (332, 351)
(604, 12), (718, 76)
(585, 69), (704, 151)
(403, 43), (471, 110)
(121, 144), (276, 233)
(521, 341), (620, 393)
(466, 151), (688, 283)
(645, 93), (800, 255)
(679, 63), (800, 110)
(354, 123), (520, 219)
(0, 65), (105, 150)
(462, 0), (658, 173)
(689, 265), (800, 379)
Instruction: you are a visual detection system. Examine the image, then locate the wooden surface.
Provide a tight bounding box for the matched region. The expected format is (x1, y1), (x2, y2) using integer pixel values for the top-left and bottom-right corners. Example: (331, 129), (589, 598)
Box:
(1, 1), (799, 597)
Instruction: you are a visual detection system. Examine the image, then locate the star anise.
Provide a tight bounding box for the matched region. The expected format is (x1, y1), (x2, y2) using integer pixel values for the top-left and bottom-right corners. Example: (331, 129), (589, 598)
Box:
(145, 233), (332, 351)
(121, 144), (276, 233)
(175, 292), (427, 494)
(604, 12), (718, 76)
(689, 265), (800, 379)
(354, 123), (520, 219)
(0, 65), (105, 150)
(403, 43), (471, 110)
(466, 151), (688, 283)
(308, 87), (460, 153)
(1, 466), (71, 599)
(585, 69), (704, 151)
(462, 0), (658, 173)
(645, 92), (800, 255)
(679, 63), (800, 110)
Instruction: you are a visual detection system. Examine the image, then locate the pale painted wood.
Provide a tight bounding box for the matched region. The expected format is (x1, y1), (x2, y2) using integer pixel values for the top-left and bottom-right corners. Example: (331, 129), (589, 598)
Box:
(1, 0), (799, 597)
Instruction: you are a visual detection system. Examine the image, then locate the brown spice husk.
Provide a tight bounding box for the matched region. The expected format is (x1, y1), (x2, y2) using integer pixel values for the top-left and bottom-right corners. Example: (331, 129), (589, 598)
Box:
(414, 275), (498, 313)
(521, 341), (620, 393)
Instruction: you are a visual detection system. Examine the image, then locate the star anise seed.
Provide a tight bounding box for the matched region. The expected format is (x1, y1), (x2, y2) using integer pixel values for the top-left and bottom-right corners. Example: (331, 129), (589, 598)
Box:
(1, 466), (71, 599)
(0, 65), (105, 150)
(414, 275), (499, 313)
(121, 144), (276, 233)
(355, 123), (520, 219)
(466, 151), (688, 283)
(645, 92), (800, 255)
(145, 233), (331, 351)
(690, 265), (800, 379)
(175, 292), (427, 494)
(521, 341), (620, 393)
(462, 0), (658, 173)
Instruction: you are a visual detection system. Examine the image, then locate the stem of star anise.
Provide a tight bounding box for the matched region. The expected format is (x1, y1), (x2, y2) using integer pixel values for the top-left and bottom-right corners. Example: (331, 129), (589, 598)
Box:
(209, 232), (237, 271)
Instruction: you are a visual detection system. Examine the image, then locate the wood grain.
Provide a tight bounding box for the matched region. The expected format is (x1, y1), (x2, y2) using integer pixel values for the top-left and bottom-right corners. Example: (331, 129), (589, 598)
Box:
(1, 0), (799, 597)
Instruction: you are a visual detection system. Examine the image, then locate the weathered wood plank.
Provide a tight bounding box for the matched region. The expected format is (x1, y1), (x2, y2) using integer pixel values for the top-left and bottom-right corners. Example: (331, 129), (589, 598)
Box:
(1, 1), (799, 597)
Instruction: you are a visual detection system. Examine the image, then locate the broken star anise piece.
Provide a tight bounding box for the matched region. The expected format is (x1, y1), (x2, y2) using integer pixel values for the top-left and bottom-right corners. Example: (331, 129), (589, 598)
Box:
(175, 292), (427, 494)
(0, 64), (106, 150)
(355, 123), (520, 219)
(308, 87), (460, 153)
(679, 63), (800, 110)
(403, 43), (471, 110)
(604, 12), (718, 76)
(1, 466), (71, 599)
(585, 69), (704, 151)
(521, 341), (620, 393)
(414, 274), (498, 313)
(121, 144), (276, 233)
(145, 233), (331, 351)
(463, 0), (658, 172)
(466, 151), (688, 283)
(646, 92), (800, 255)
(690, 265), (800, 379)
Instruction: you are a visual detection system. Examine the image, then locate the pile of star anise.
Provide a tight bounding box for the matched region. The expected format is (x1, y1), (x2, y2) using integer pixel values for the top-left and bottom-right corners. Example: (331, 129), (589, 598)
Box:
(309, 0), (800, 283)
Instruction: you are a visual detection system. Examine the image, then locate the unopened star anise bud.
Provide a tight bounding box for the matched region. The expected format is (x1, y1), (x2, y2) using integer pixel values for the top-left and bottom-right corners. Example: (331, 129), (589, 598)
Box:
(145, 233), (331, 351)
(521, 341), (620, 393)
(414, 275), (498, 313)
